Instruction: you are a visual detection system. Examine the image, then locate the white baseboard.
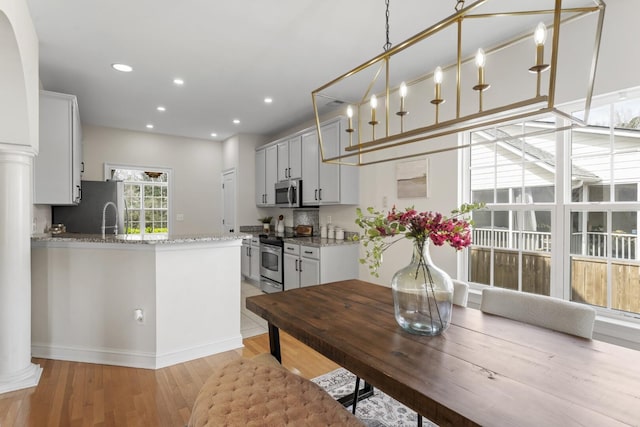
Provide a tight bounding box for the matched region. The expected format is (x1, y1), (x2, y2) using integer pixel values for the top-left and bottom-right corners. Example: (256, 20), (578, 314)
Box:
(32, 335), (244, 370)
(0, 363), (43, 394)
(154, 336), (243, 369)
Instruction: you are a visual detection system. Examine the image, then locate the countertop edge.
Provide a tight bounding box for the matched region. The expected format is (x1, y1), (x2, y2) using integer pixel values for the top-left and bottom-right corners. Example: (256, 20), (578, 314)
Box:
(31, 233), (251, 246)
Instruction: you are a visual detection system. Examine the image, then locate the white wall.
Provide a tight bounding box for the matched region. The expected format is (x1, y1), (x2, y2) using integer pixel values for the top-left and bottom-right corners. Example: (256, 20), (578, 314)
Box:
(82, 125), (223, 235)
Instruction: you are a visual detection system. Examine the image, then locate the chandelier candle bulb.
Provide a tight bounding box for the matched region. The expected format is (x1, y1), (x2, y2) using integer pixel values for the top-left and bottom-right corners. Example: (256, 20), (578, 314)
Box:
(534, 22), (547, 65)
(369, 95), (378, 124)
(346, 105), (354, 132)
(475, 48), (486, 86)
(530, 22), (550, 74)
(433, 66), (443, 102)
(399, 82), (407, 113)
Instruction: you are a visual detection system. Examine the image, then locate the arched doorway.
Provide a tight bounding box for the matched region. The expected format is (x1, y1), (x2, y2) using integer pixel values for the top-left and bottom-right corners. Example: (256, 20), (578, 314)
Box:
(0, 5), (42, 394)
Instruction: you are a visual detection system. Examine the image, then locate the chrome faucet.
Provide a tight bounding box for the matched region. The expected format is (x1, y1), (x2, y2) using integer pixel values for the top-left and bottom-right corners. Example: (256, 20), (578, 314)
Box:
(101, 201), (119, 238)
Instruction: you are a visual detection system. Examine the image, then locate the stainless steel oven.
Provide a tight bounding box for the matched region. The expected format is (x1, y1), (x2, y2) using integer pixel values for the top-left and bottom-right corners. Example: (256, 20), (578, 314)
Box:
(259, 235), (284, 293)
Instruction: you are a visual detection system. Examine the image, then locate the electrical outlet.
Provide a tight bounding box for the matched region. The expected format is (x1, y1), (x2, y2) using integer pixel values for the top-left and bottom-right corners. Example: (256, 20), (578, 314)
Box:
(134, 308), (144, 323)
(382, 196), (388, 208)
(176, 213), (184, 221)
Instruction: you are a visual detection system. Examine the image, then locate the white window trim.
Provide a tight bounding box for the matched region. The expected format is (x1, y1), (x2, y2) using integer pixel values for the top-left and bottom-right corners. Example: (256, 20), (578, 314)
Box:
(103, 162), (174, 235)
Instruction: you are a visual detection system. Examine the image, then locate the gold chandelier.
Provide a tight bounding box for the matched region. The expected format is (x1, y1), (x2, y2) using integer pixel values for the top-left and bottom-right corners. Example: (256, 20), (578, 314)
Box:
(311, 0), (606, 166)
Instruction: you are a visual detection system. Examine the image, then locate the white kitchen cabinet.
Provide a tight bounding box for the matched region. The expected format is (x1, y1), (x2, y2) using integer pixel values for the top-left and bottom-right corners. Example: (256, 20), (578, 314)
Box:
(250, 237), (261, 282)
(284, 242), (358, 290)
(299, 246), (320, 288)
(283, 249), (300, 289)
(241, 237), (261, 283)
(255, 145), (278, 206)
(241, 239), (251, 278)
(34, 90), (83, 205)
(255, 149), (266, 205)
(284, 243), (319, 288)
(301, 117), (358, 205)
(277, 135), (302, 181)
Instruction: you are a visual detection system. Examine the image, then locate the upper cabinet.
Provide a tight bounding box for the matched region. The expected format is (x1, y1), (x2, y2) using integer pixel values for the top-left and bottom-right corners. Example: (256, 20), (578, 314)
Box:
(302, 117), (358, 206)
(34, 90), (83, 205)
(276, 135), (301, 181)
(256, 144), (278, 206)
(256, 116), (359, 207)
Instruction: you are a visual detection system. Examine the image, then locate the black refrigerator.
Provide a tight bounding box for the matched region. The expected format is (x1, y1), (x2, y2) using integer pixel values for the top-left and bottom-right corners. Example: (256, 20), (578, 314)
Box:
(52, 180), (126, 234)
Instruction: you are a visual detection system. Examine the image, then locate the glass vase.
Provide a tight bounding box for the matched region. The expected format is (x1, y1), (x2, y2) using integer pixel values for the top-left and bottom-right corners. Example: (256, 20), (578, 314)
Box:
(391, 239), (454, 336)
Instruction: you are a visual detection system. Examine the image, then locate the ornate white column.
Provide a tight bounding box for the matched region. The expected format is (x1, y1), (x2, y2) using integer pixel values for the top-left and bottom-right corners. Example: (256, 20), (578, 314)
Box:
(0, 148), (42, 394)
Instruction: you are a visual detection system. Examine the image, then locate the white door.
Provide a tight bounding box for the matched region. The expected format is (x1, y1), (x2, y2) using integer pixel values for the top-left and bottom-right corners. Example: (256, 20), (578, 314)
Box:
(222, 169), (236, 233)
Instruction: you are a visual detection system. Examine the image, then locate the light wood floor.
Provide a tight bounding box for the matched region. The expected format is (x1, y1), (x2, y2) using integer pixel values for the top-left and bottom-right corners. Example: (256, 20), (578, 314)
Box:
(0, 333), (339, 427)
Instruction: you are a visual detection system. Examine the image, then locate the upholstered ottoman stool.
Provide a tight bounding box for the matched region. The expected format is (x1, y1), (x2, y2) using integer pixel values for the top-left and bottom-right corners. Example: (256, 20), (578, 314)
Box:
(188, 354), (363, 426)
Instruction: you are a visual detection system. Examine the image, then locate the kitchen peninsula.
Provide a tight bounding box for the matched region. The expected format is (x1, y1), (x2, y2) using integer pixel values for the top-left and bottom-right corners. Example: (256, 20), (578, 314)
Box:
(31, 233), (248, 369)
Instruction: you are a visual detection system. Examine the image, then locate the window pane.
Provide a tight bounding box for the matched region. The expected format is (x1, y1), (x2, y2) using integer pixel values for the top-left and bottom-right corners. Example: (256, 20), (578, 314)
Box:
(470, 167), (495, 201)
(613, 98), (640, 130)
(615, 183), (637, 202)
(571, 256), (607, 308)
(470, 142), (495, 168)
(471, 187), (494, 204)
(611, 261), (640, 314)
(588, 184), (610, 202)
(612, 211), (637, 260)
(469, 247), (490, 285)
(571, 130), (610, 157)
(614, 151), (640, 186)
(584, 103), (611, 127)
(523, 161), (555, 201)
(496, 163), (522, 190)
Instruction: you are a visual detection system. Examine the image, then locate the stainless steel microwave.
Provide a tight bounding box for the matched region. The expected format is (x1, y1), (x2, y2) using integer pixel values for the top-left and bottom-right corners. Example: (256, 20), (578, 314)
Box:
(274, 179), (302, 207)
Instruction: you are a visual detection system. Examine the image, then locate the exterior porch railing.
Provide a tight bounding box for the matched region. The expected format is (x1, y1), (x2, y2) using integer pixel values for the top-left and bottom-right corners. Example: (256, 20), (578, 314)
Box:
(472, 228), (638, 260)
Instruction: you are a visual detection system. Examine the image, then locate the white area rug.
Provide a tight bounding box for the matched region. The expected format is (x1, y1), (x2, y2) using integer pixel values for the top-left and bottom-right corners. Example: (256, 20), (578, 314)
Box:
(312, 368), (438, 427)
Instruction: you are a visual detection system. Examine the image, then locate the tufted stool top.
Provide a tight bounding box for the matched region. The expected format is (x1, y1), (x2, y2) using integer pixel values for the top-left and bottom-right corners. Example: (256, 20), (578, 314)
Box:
(188, 355), (364, 426)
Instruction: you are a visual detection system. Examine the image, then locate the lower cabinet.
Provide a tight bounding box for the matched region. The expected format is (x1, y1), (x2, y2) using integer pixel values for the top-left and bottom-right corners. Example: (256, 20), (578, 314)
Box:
(241, 239), (251, 278)
(284, 242), (358, 290)
(241, 237), (261, 283)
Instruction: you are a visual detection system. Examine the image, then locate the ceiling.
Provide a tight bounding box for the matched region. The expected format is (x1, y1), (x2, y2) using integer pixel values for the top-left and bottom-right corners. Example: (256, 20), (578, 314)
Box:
(26, 0), (581, 142)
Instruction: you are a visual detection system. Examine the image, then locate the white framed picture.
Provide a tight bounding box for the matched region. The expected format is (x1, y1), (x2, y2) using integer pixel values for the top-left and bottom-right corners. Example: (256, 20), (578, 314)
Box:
(396, 158), (429, 199)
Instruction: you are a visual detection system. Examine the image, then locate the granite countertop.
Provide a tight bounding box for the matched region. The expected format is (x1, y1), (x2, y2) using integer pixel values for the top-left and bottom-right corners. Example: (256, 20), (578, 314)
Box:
(31, 232), (250, 245)
(281, 236), (359, 247)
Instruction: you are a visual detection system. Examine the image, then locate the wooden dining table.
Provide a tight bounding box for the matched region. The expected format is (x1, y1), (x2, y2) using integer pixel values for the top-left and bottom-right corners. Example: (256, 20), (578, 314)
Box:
(246, 279), (640, 427)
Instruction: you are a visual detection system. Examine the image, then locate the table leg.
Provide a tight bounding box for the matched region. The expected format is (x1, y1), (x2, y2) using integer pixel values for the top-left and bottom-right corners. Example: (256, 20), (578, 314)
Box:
(268, 323), (282, 363)
(337, 381), (374, 408)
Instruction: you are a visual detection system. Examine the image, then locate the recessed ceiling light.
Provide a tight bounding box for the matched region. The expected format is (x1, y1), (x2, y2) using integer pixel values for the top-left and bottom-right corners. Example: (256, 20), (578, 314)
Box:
(264, 97), (273, 104)
(233, 119), (240, 124)
(173, 78), (184, 86)
(210, 132), (218, 137)
(112, 63), (133, 72)
(157, 106), (166, 112)
(146, 124), (154, 129)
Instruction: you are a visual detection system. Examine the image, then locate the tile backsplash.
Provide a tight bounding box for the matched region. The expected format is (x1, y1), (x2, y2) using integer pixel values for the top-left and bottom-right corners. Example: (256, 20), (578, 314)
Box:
(293, 209), (320, 235)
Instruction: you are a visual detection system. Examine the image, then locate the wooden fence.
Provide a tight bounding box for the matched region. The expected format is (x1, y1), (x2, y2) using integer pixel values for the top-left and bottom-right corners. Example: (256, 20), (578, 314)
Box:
(571, 257), (640, 313)
(470, 248), (550, 295)
(471, 249), (640, 314)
